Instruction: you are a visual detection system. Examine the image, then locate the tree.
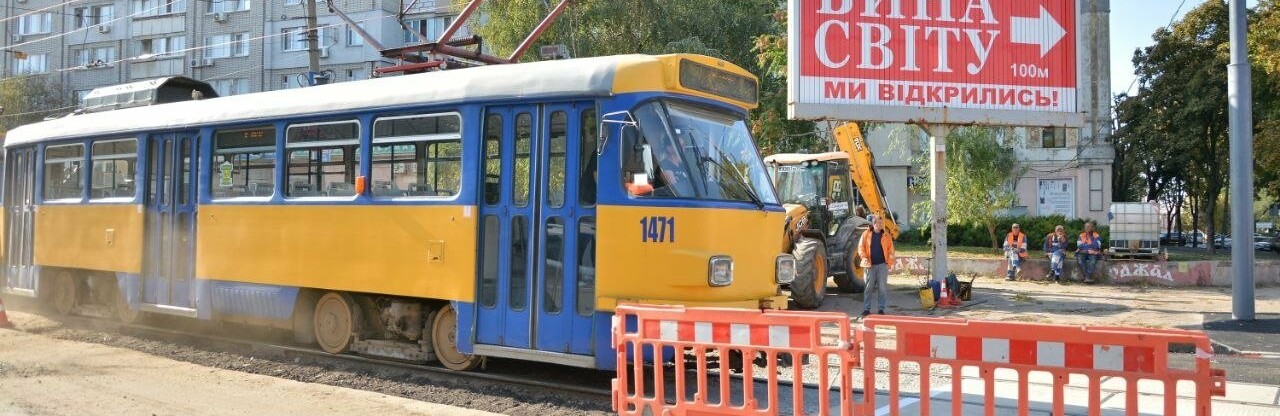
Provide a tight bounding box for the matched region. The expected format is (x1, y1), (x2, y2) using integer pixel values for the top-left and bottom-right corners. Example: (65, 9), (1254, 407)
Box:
(461, 0), (819, 154)
(0, 75), (69, 136)
(1250, 0), (1280, 197)
(751, 9), (820, 154)
(1126, 1), (1232, 253)
(911, 127), (1022, 249)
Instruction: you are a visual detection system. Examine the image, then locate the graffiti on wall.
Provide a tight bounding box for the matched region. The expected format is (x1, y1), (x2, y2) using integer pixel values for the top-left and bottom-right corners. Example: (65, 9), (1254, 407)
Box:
(1106, 262), (1213, 286)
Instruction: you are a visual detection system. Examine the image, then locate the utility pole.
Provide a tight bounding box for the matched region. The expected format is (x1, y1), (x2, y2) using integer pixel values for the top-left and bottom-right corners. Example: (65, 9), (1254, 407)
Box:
(1228, 0), (1254, 321)
(304, 0), (327, 85)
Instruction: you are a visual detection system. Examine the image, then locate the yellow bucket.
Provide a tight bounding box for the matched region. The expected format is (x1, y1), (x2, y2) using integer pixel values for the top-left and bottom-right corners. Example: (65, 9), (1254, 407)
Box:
(918, 286), (936, 309)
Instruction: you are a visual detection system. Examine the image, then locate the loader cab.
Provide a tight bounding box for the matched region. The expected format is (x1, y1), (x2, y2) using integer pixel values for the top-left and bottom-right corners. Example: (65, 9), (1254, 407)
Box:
(765, 152), (858, 238)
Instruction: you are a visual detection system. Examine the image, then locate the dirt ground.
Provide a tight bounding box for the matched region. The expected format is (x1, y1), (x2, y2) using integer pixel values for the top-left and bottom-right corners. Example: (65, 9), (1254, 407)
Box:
(0, 324), (501, 416)
(817, 274), (1280, 330)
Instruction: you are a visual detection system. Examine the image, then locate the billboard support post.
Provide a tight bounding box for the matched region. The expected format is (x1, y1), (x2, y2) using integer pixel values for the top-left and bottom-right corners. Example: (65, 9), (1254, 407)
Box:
(928, 125), (951, 282)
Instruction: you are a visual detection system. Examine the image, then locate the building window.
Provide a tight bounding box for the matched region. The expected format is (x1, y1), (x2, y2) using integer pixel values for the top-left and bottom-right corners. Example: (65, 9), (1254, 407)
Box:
(73, 5), (114, 29)
(281, 27), (309, 52)
(284, 0), (301, 4)
(133, 0), (186, 17)
(73, 46), (117, 67)
(206, 0), (248, 13)
(44, 144), (86, 201)
(139, 35), (186, 57)
(403, 16), (453, 43)
(1089, 169), (1104, 212)
(346, 69), (365, 81)
(212, 125), (276, 198)
(346, 24), (364, 46)
(210, 78), (250, 96)
(18, 13), (53, 35)
(206, 33), (249, 58)
(90, 139), (138, 200)
(1041, 127), (1065, 148)
(13, 54), (48, 74)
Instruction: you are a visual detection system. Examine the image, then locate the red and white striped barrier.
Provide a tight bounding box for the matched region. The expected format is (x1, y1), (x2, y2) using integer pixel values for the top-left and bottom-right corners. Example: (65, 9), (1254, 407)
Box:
(864, 315), (1227, 416)
(613, 306), (1227, 416)
(614, 304), (859, 415)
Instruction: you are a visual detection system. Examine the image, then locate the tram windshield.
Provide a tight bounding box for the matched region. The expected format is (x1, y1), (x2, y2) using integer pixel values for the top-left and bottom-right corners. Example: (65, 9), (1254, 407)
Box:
(623, 101), (778, 206)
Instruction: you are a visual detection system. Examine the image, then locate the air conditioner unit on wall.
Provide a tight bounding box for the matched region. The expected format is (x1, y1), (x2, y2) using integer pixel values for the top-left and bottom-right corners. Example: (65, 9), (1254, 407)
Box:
(10, 34), (21, 43)
(97, 25), (111, 34)
(213, 12), (227, 22)
(189, 58), (213, 68)
(319, 48), (328, 58)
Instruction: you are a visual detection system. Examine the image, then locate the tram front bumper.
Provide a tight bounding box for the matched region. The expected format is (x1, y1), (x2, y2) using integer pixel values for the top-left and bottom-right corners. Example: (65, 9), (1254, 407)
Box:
(598, 295), (789, 311)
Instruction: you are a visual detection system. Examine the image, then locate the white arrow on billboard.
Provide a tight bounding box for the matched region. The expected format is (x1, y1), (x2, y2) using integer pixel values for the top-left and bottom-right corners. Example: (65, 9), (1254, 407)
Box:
(1011, 5), (1066, 57)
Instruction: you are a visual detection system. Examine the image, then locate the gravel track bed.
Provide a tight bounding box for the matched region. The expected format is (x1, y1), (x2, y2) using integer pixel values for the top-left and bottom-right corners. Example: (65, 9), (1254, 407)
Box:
(8, 308), (613, 416)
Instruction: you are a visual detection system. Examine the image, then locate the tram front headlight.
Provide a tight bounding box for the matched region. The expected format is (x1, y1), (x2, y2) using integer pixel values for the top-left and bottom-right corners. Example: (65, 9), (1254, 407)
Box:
(708, 256), (734, 287)
(775, 254), (796, 284)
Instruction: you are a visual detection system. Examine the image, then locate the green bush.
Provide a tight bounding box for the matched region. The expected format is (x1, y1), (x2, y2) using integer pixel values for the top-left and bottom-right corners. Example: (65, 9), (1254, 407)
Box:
(898, 215), (1110, 251)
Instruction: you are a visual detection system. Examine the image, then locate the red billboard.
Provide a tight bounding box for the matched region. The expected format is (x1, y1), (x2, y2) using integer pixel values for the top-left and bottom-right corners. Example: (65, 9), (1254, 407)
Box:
(788, 0), (1083, 126)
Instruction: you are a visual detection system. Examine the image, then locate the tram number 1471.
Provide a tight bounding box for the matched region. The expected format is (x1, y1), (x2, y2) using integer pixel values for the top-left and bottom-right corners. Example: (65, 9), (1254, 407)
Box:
(640, 216), (676, 243)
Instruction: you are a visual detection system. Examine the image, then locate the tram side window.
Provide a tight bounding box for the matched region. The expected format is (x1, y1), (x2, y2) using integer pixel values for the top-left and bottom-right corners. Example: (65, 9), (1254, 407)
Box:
(285, 120), (359, 198)
(483, 114), (502, 206)
(43, 144), (85, 200)
(547, 111), (566, 208)
(90, 139), (137, 199)
(576, 216), (596, 316)
(579, 109), (597, 207)
(212, 126), (276, 198)
(371, 113), (462, 198)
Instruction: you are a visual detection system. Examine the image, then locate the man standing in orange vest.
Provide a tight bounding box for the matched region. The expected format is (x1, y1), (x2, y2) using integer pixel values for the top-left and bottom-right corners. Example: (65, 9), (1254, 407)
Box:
(1077, 221), (1103, 284)
(858, 215), (895, 317)
(1003, 223), (1028, 281)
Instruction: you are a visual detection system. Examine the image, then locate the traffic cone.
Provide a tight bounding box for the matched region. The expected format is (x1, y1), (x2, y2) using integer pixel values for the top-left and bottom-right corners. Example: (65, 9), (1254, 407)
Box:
(0, 297), (13, 329)
(938, 281), (961, 308)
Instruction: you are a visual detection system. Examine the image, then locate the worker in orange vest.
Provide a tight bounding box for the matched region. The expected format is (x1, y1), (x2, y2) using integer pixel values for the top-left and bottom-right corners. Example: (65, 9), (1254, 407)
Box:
(858, 214), (895, 317)
(1077, 221), (1103, 284)
(1003, 223), (1028, 281)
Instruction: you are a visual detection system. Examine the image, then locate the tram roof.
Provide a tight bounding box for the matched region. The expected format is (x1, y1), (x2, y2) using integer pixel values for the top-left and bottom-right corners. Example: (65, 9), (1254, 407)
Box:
(6, 54), (661, 147)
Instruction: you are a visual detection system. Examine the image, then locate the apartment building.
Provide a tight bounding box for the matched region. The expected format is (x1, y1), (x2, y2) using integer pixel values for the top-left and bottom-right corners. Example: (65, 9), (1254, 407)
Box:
(1, 0), (465, 100)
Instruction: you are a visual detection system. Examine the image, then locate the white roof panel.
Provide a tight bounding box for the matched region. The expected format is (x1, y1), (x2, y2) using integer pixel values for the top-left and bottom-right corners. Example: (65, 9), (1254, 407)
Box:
(6, 54), (640, 147)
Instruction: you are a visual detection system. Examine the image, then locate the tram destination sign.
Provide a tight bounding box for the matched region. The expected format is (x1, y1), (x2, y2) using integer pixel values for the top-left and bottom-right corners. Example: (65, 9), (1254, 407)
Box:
(787, 0), (1084, 126)
(679, 59), (759, 106)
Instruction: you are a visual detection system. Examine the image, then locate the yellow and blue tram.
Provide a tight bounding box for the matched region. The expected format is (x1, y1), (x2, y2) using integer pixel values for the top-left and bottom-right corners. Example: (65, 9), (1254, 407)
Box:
(1, 54), (793, 370)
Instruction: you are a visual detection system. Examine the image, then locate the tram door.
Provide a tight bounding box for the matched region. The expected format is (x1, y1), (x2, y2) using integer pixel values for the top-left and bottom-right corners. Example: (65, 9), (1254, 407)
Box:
(476, 103), (596, 355)
(4, 147), (38, 294)
(141, 133), (198, 311)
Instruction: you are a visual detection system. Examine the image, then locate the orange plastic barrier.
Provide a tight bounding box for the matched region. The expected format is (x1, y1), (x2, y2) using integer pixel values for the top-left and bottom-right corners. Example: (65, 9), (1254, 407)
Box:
(612, 304), (860, 415)
(861, 315), (1227, 416)
(0, 297), (12, 329)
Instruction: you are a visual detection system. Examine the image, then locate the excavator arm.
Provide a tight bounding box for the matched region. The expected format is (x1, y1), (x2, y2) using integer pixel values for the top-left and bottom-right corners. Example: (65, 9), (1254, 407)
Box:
(832, 123), (901, 239)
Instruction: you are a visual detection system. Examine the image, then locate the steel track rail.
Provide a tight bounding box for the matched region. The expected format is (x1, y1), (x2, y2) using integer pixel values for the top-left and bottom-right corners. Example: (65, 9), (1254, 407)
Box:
(39, 313), (613, 399)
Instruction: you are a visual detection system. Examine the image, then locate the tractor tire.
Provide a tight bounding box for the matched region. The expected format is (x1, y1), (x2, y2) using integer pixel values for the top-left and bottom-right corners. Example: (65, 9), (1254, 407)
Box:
(790, 237), (828, 309)
(831, 218), (868, 293)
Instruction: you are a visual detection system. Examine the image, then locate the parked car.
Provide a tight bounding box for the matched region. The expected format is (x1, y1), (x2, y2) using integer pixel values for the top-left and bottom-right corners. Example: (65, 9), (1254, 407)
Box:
(1187, 231), (1210, 247)
(1160, 231), (1187, 246)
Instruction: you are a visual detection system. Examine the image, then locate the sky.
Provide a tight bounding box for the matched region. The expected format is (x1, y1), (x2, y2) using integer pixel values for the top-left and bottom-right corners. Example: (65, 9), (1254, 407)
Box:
(1111, 0), (1259, 96)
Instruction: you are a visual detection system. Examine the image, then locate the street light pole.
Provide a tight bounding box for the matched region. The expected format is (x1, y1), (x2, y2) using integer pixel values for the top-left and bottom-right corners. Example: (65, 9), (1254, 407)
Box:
(1228, 0), (1255, 321)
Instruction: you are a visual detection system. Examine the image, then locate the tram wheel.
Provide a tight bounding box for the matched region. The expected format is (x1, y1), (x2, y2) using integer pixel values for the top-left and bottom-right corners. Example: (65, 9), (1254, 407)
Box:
(114, 285), (141, 324)
(432, 304), (480, 371)
(313, 292), (356, 354)
(49, 270), (78, 316)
